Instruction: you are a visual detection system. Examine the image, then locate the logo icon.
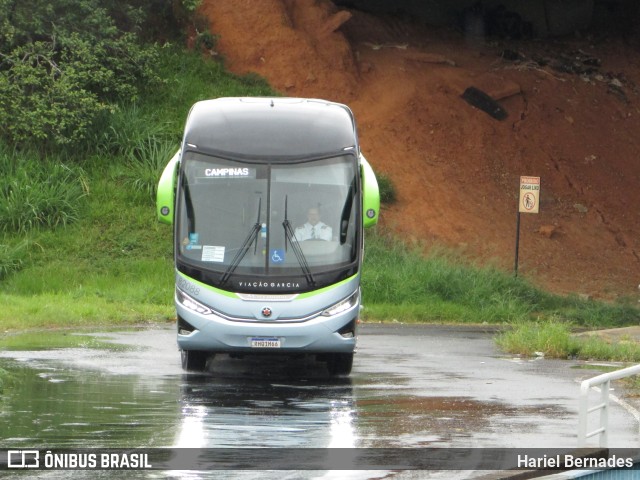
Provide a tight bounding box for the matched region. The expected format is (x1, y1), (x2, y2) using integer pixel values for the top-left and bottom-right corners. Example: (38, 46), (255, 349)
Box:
(261, 307), (273, 318)
(7, 450), (39, 469)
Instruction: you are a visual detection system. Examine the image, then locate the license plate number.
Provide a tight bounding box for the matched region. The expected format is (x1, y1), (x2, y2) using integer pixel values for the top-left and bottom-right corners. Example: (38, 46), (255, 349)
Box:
(250, 337), (281, 348)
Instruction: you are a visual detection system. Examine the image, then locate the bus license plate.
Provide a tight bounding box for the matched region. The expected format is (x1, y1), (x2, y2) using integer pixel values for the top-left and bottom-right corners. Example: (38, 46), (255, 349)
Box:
(250, 337), (281, 348)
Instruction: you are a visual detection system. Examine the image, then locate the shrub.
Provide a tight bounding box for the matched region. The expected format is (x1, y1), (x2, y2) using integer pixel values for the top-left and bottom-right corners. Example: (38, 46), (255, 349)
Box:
(0, 0), (160, 149)
(377, 173), (397, 204)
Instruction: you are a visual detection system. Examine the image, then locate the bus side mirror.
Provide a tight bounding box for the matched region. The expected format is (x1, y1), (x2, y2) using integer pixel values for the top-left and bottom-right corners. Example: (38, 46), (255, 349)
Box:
(157, 150), (180, 225)
(360, 155), (380, 228)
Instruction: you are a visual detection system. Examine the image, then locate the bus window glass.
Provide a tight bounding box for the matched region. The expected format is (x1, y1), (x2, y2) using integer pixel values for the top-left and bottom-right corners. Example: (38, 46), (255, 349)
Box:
(270, 157), (357, 271)
(176, 153), (358, 278)
(177, 154), (268, 274)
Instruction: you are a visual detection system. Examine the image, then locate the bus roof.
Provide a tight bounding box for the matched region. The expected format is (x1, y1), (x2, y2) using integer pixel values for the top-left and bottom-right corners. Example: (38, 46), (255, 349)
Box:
(182, 97), (358, 160)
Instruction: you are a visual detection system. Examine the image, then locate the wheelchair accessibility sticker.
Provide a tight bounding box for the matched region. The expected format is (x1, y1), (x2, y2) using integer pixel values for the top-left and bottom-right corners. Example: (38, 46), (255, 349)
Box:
(270, 249), (285, 264)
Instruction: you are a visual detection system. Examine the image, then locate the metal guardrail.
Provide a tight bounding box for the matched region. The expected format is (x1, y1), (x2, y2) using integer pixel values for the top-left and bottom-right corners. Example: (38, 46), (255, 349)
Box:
(578, 364), (640, 447)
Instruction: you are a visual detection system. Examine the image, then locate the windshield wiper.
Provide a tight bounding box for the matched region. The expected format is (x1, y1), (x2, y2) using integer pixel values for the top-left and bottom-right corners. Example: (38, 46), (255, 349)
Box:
(339, 178), (355, 245)
(282, 195), (315, 287)
(181, 173), (196, 233)
(220, 197), (262, 286)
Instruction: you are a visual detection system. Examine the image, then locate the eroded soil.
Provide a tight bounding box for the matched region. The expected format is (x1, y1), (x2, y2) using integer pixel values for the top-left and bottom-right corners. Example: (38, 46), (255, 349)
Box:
(198, 0), (640, 300)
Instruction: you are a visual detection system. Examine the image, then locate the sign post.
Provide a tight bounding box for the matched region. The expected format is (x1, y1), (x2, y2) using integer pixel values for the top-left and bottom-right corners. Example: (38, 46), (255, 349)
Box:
(515, 176), (540, 277)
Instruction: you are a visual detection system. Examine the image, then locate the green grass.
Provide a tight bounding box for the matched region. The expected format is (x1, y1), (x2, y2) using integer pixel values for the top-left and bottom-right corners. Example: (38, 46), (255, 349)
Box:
(0, 240), (29, 279)
(120, 136), (179, 201)
(496, 321), (640, 362)
(0, 331), (129, 351)
(0, 147), (89, 234)
(376, 173), (397, 204)
(495, 320), (580, 358)
(361, 231), (639, 327)
(0, 175), (176, 329)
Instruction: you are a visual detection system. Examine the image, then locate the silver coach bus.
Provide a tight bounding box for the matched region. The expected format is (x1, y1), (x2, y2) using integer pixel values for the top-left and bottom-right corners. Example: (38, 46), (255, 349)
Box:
(157, 97), (379, 375)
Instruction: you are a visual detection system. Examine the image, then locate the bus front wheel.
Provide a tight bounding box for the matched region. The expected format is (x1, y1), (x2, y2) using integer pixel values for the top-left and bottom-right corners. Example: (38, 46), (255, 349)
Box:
(181, 349), (209, 372)
(327, 353), (353, 376)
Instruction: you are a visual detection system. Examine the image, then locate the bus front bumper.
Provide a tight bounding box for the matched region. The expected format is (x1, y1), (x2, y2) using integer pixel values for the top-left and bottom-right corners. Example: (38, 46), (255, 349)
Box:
(176, 306), (358, 354)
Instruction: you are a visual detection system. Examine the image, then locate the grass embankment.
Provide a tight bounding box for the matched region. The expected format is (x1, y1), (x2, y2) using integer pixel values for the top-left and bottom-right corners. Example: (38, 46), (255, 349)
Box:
(1, 47), (639, 362)
(362, 233), (640, 362)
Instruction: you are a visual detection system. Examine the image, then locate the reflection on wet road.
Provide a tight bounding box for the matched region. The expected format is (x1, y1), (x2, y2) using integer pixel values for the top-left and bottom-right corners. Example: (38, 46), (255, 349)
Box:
(175, 363), (357, 449)
(1, 355), (359, 450)
(1, 324), (639, 477)
(1, 363), (181, 448)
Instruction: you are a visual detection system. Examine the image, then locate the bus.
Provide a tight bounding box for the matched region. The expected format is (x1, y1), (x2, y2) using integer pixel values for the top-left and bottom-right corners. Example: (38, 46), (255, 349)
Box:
(157, 97), (379, 375)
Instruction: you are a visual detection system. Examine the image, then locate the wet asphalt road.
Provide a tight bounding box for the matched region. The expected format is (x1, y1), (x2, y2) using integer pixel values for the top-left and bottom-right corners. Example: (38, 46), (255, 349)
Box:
(1, 323), (639, 478)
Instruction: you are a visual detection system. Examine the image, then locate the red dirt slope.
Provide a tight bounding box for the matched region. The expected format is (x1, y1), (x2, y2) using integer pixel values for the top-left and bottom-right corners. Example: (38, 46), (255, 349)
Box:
(199, 0), (640, 300)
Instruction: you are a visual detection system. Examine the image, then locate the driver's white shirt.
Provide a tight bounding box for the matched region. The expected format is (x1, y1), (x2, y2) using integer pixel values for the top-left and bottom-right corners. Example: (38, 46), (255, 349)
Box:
(294, 222), (332, 241)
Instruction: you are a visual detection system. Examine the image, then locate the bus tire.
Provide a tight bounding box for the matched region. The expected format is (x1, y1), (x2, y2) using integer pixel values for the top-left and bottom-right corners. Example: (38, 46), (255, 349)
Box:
(327, 353), (353, 376)
(181, 350), (208, 372)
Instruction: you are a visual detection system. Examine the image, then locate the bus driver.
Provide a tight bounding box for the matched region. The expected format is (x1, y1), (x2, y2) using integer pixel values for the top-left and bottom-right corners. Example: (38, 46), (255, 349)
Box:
(295, 207), (332, 241)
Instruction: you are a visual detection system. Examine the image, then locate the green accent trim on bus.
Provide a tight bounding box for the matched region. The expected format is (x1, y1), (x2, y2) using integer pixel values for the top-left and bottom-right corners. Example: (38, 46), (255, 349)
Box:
(156, 150), (180, 225)
(296, 274), (359, 299)
(360, 154), (380, 228)
(176, 271), (358, 300)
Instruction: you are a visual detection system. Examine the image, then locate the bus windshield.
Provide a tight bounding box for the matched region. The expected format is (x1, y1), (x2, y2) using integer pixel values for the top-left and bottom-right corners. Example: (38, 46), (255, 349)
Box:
(176, 152), (359, 284)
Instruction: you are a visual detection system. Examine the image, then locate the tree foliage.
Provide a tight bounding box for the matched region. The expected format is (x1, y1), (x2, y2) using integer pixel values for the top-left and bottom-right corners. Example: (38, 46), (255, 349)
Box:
(0, 0), (161, 148)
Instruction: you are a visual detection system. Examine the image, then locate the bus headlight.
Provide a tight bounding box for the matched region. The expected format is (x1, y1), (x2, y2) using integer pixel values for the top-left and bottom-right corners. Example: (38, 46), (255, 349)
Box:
(176, 288), (212, 315)
(321, 290), (359, 317)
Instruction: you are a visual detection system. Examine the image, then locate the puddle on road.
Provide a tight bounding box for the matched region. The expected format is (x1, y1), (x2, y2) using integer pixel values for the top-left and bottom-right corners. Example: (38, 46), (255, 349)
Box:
(0, 351), (528, 454)
(0, 361), (180, 448)
(0, 355), (360, 450)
